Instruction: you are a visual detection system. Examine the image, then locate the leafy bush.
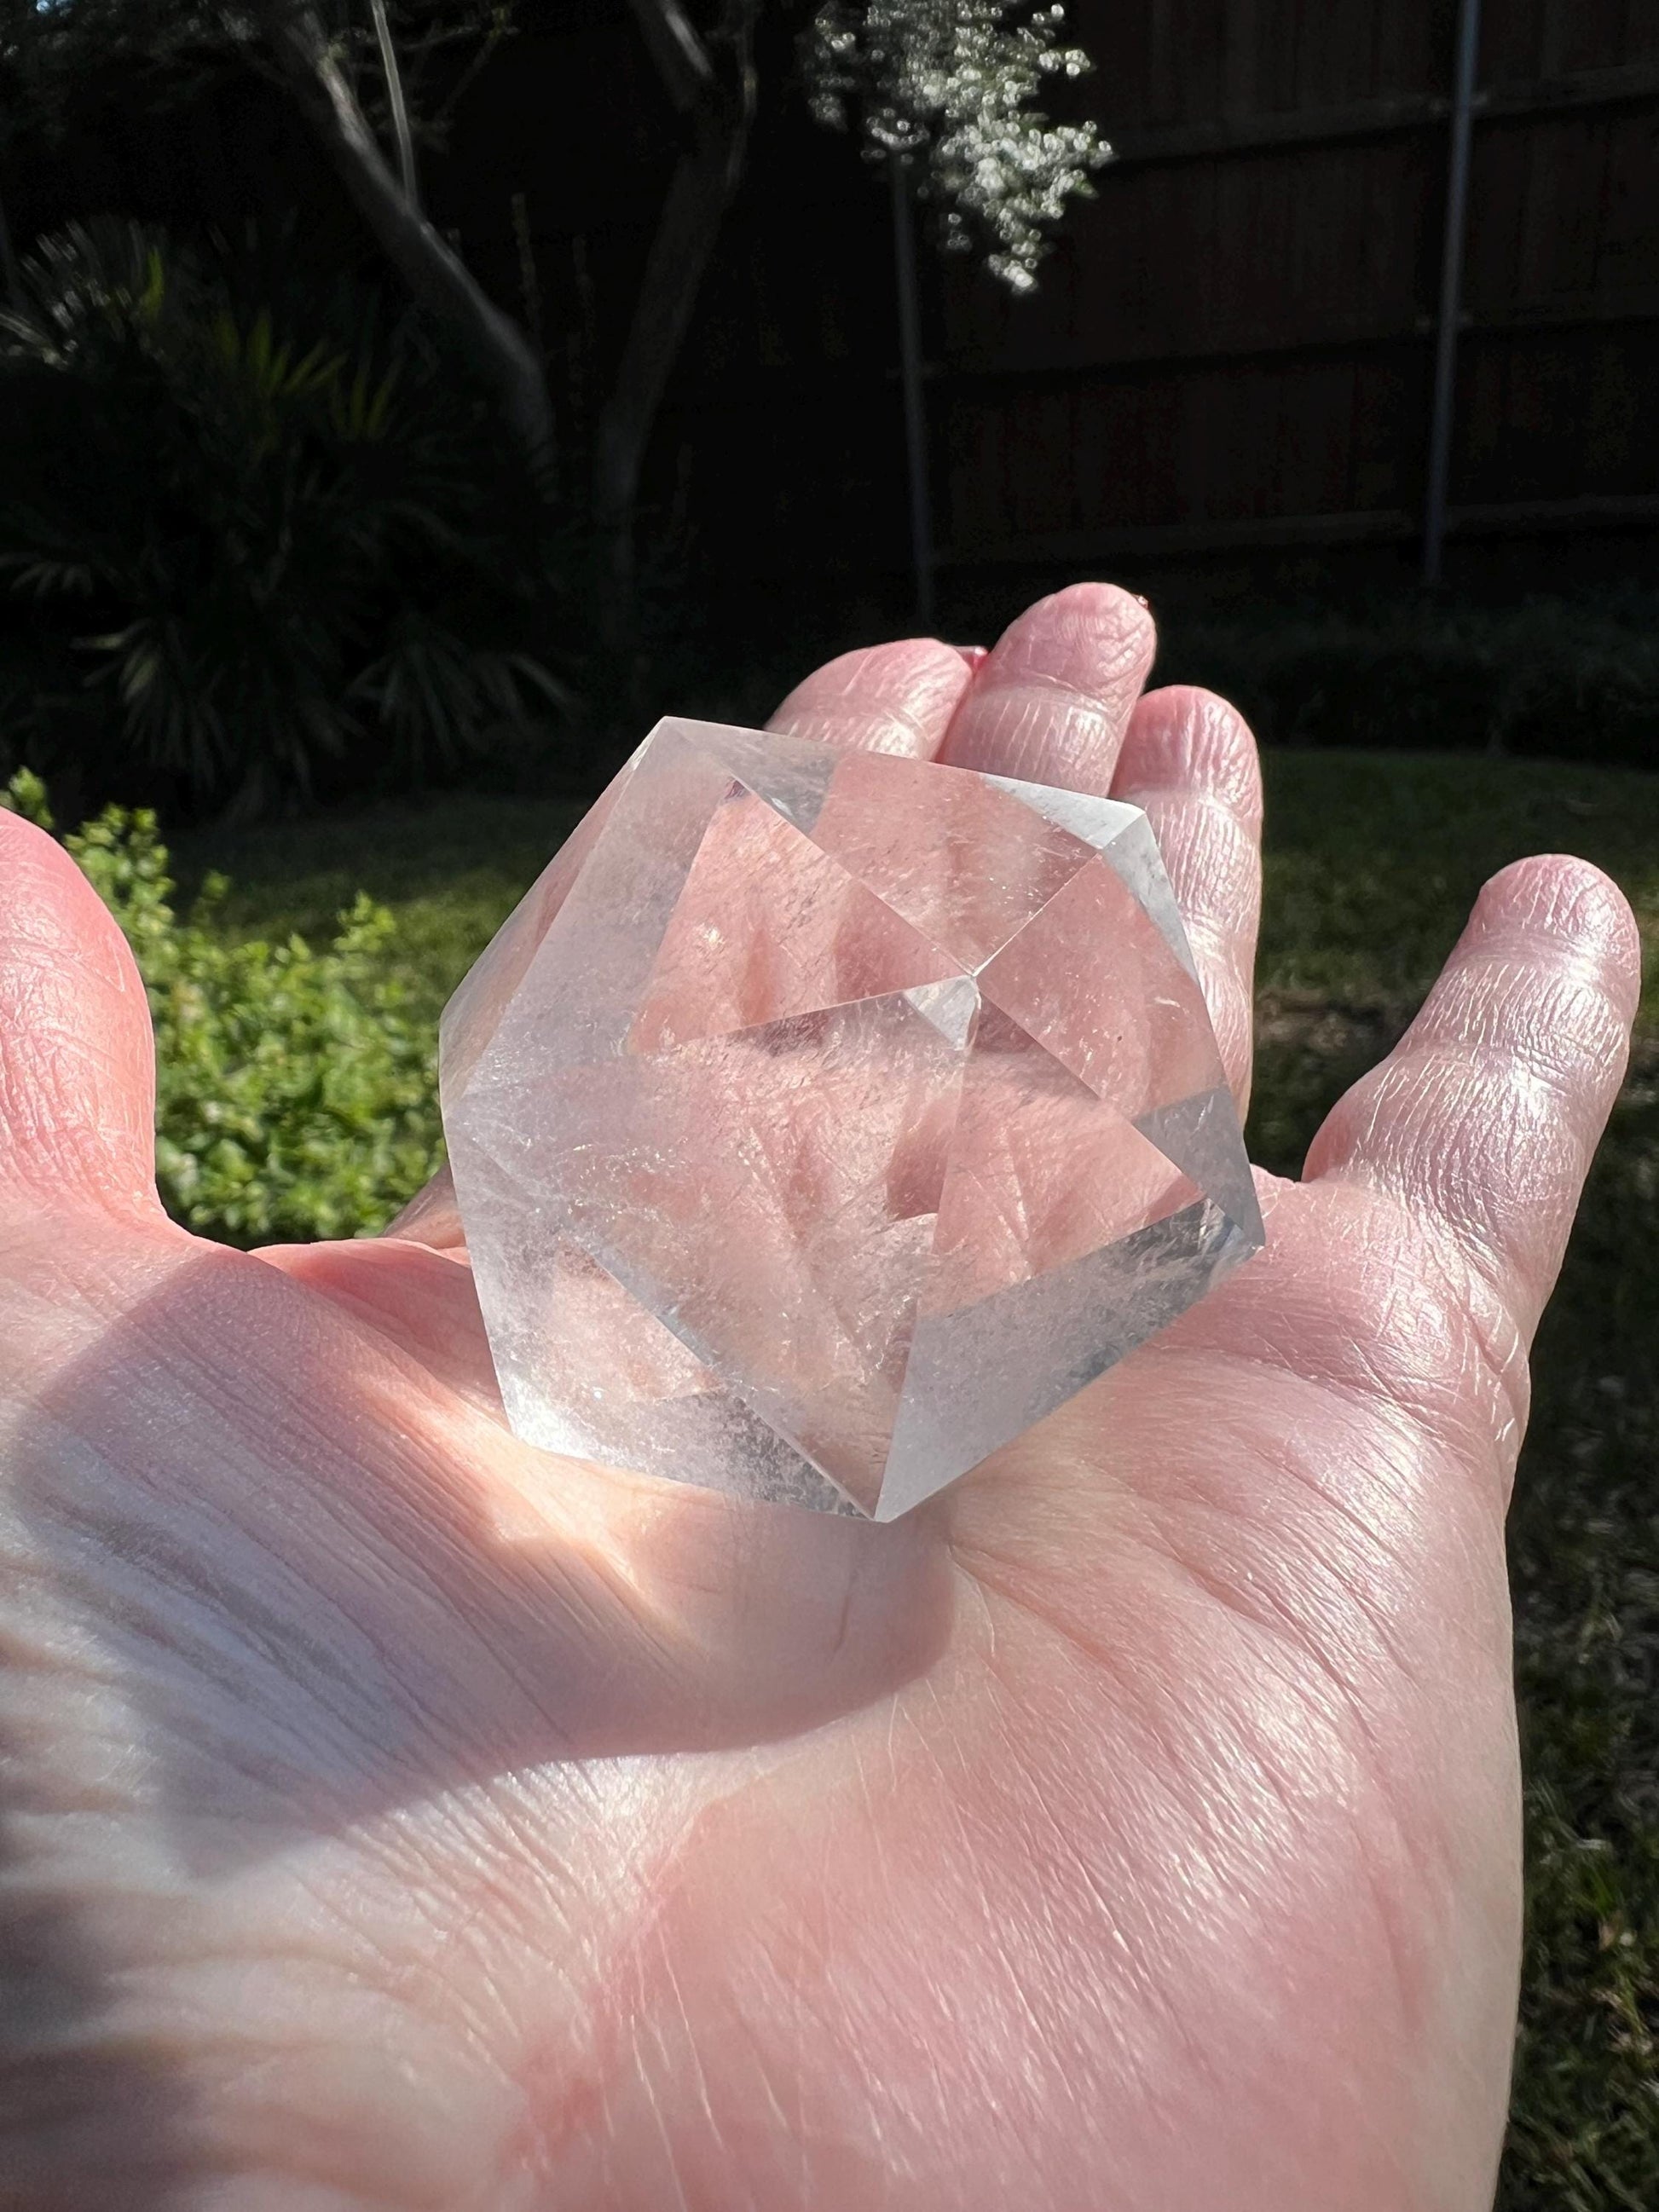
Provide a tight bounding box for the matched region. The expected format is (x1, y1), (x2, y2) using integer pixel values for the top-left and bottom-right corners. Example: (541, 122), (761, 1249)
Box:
(3, 767), (443, 1241)
(0, 218), (567, 815)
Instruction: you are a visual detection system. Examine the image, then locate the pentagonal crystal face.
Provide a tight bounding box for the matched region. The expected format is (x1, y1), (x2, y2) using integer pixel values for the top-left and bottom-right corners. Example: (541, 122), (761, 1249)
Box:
(441, 718), (1264, 1519)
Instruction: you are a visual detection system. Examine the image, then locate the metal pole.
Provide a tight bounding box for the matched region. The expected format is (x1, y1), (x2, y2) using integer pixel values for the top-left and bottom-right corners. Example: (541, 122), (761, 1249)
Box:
(1422, 0), (1483, 586)
(888, 152), (935, 630)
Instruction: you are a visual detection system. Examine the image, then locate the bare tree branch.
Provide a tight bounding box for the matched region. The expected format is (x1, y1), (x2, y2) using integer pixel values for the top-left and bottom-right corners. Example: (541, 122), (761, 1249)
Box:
(620, 0), (714, 113)
(250, 0), (552, 462)
(427, 2), (513, 132)
(368, 0), (419, 206)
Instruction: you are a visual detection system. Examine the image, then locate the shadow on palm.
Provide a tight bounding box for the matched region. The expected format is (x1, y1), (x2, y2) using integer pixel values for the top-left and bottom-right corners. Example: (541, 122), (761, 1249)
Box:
(17, 1222), (954, 1880)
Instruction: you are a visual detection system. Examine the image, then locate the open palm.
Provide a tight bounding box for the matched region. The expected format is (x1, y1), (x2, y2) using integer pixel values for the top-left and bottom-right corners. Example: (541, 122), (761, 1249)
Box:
(1, 586), (1638, 2211)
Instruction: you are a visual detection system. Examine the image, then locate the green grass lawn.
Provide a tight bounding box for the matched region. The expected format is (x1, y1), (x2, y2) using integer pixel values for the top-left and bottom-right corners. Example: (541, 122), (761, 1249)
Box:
(177, 750), (1657, 2209)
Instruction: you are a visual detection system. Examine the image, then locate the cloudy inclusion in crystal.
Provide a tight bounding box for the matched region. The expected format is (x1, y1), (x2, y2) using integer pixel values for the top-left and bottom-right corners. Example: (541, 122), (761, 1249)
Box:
(440, 718), (1264, 1519)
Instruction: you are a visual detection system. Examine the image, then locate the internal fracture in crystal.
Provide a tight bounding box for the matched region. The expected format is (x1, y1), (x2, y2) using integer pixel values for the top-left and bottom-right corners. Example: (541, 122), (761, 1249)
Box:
(441, 718), (1264, 1519)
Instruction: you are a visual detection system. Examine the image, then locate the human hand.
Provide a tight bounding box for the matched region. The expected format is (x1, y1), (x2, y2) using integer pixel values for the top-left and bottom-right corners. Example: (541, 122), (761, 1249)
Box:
(0, 586), (1639, 2209)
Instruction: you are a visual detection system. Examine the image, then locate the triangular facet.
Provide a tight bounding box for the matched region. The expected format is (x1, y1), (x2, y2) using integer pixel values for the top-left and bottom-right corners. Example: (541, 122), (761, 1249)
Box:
(924, 1005), (1200, 1318)
(661, 717), (840, 837)
(493, 1230), (863, 1516)
(876, 1200), (1254, 1521)
(904, 976), (980, 1050)
(1098, 811), (1202, 984)
(982, 774), (1144, 862)
(805, 748), (1100, 970)
(466, 724), (741, 1083)
(1134, 1085), (1263, 1246)
(440, 772), (633, 1106)
(978, 856), (1228, 1120)
(629, 787), (961, 1053)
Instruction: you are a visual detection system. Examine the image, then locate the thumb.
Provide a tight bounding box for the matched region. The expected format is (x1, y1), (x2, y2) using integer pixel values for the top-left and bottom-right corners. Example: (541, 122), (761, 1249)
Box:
(0, 809), (159, 1216)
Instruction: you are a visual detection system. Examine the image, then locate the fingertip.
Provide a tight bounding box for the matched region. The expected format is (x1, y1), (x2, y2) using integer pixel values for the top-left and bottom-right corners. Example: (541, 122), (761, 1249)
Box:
(1012, 580), (1158, 674)
(2, 803), (99, 922)
(1113, 685), (1263, 825)
(767, 638), (975, 759)
(939, 582), (1158, 786)
(0, 800), (145, 1018)
(1304, 849), (1641, 1337)
(976, 580), (1158, 704)
(1464, 854), (1642, 1022)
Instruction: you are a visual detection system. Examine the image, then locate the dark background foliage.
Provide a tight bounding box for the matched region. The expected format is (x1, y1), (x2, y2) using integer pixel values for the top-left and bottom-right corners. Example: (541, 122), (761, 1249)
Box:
(0, 216), (570, 816)
(3, 0), (1659, 817)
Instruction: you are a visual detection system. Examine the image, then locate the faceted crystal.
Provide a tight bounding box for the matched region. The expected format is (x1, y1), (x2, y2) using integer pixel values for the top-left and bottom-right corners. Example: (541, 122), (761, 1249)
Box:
(441, 718), (1264, 1519)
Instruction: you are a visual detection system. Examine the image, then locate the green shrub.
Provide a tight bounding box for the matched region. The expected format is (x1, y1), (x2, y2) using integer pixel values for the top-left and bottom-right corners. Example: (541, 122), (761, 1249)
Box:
(0, 218), (568, 815)
(3, 769), (443, 1241)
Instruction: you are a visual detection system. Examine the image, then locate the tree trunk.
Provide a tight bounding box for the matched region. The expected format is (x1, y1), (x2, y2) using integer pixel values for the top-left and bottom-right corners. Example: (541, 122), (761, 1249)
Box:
(253, 1), (553, 466)
(596, 0), (760, 614)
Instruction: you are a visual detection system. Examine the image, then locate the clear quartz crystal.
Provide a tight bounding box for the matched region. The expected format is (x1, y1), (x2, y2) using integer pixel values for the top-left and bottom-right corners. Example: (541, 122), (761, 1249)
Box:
(441, 718), (1264, 1519)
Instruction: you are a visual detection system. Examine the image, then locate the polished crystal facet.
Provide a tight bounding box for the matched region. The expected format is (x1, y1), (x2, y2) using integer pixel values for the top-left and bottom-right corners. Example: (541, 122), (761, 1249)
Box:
(441, 718), (1264, 1519)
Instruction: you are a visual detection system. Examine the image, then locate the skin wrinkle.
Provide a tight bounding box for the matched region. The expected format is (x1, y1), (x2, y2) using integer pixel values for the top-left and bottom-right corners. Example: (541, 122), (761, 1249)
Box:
(968, 1574), (1407, 2176)
(1119, 692), (1264, 823)
(26, 1400), (477, 1803)
(1337, 1053), (1585, 1298)
(1315, 1091), (1546, 1334)
(1193, 1284), (1511, 1480)
(994, 1735), (1162, 2044)
(768, 643), (973, 762)
(1166, 1181), (1528, 1482)
(1132, 1539), (1425, 1920)
(1128, 1397), (1436, 1680)
(1408, 973), (1633, 1091)
(991, 1415), (1433, 1786)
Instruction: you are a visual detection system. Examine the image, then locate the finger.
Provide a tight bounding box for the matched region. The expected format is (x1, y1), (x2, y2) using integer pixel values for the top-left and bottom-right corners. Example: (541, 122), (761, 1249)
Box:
(1111, 685), (1263, 1109)
(768, 638), (976, 758)
(1304, 855), (1640, 1337)
(0, 810), (159, 1217)
(937, 581), (1156, 790)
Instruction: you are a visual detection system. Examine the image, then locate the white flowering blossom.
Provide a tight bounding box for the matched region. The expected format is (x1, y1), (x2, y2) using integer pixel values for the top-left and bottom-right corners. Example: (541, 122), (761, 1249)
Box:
(804, 0), (1110, 289)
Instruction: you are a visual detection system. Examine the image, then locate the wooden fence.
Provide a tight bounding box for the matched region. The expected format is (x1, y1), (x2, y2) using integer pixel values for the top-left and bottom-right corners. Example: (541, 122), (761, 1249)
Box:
(9, 0), (1659, 586)
(933, 0), (1659, 568)
(643, 0), (1659, 583)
